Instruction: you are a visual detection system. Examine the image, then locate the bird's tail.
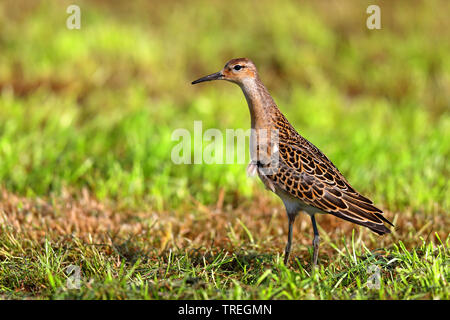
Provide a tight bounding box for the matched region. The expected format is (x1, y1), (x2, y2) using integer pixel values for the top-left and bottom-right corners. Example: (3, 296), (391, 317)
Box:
(325, 191), (394, 235)
(330, 211), (392, 235)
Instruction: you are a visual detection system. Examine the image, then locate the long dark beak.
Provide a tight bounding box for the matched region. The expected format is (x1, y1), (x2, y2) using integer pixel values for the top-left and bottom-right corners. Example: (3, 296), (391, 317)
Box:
(191, 71), (223, 84)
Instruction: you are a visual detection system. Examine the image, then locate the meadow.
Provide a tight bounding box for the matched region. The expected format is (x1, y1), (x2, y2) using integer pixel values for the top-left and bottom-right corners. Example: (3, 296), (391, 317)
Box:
(0, 0), (448, 299)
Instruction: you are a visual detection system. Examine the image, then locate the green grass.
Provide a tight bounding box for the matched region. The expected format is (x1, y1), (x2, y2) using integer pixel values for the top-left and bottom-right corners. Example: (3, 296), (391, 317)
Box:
(1, 229), (448, 299)
(0, 0), (448, 299)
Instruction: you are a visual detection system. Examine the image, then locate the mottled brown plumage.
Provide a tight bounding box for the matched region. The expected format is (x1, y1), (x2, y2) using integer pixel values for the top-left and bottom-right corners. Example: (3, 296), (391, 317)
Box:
(265, 108), (393, 235)
(192, 58), (393, 266)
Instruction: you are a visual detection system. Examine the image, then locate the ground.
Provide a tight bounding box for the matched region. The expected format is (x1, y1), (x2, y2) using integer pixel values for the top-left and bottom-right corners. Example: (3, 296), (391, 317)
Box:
(0, 0), (448, 299)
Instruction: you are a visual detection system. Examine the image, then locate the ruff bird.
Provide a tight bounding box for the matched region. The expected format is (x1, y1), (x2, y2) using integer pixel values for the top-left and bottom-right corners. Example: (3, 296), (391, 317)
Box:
(192, 58), (393, 266)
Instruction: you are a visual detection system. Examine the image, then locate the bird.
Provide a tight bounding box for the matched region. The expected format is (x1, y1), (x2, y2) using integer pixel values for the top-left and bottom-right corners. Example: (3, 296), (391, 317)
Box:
(192, 58), (393, 266)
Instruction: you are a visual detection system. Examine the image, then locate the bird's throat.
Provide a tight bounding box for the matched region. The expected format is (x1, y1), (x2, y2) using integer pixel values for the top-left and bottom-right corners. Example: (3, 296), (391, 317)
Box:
(239, 78), (277, 130)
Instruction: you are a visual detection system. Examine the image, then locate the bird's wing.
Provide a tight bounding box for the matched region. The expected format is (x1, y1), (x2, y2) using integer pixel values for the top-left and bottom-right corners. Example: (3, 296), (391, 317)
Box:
(261, 138), (393, 234)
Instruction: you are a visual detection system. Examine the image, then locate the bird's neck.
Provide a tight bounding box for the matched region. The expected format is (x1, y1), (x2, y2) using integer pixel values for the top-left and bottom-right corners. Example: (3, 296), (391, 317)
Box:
(239, 78), (278, 130)
(239, 77), (286, 165)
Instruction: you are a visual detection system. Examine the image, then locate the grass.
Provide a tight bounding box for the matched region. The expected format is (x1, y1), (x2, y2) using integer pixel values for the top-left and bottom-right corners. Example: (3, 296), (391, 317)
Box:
(0, 0), (449, 299)
(5, 240), (448, 300)
(0, 189), (448, 299)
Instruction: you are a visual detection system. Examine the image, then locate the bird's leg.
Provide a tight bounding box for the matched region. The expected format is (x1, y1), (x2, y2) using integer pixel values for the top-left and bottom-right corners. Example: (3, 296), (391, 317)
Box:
(284, 214), (296, 265)
(310, 214), (320, 267)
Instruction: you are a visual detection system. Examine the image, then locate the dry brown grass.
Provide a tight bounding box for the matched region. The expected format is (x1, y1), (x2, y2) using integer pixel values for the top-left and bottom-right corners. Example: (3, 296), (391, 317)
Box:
(1, 188), (447, 263)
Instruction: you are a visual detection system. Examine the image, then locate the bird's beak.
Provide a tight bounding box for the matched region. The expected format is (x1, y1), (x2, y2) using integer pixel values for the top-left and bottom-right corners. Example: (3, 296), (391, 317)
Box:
(191, 71), (223, 84)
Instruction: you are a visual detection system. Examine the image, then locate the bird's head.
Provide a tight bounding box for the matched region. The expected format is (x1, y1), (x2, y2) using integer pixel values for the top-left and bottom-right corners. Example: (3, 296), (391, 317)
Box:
(192, 58), (258, 86)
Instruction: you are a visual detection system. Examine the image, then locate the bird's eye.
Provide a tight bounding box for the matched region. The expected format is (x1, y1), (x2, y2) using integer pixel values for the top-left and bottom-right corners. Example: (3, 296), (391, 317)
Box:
(233, 65), (242, 71)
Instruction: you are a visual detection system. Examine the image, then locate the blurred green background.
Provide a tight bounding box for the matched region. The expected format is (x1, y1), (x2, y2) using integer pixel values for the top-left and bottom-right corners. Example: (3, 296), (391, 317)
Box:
(0, 0), (448, 214)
